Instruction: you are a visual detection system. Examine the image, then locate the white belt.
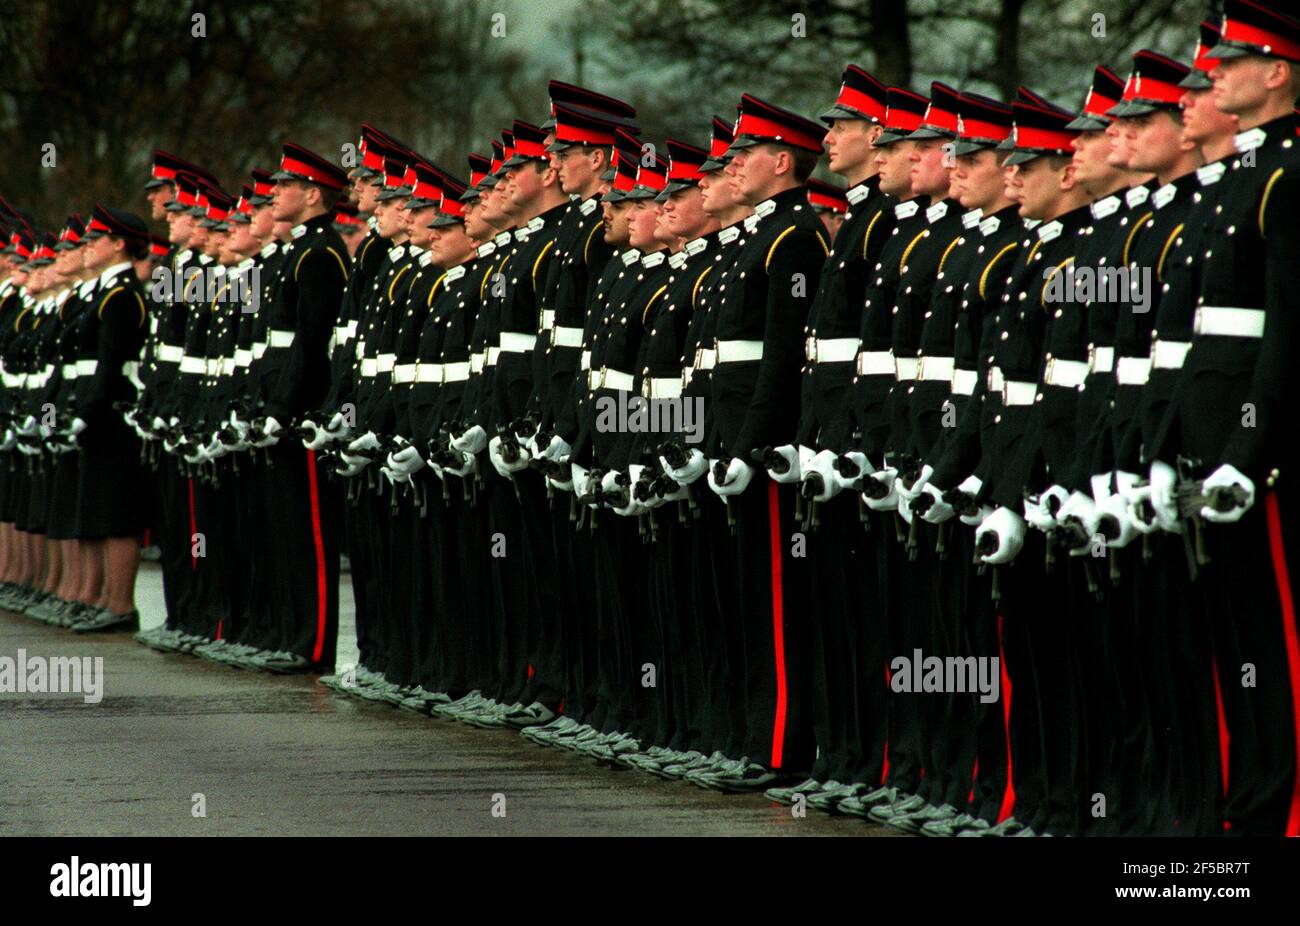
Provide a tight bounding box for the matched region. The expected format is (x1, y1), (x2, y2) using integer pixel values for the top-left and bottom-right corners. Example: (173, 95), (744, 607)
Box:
(552, 326), (584, 348)
(951, 368), (978, 396)
(267, 329), (295, 348)
(180, 356), (205, 374)
(918, 355), (954, 382)
(588, 369), (603, 390)
(1043, 357), (1089, 389)
(252, 341), (268, 359)
(580, 349), (592, 371)
(1002, 380), (1037, 406)
(894, 357), (920, 381)
(599, 367), (635, 391)
(643, 376), (683, 399)
(156, 344), (183, 363)
(360, 358), (378, 377)
(219, 358), (235, 376)
(715, 339), (763, 363)
(485, 346), (501, 366)
(442, 361), (470, 383)
(393, 363), (417, 384)
(695, 348), (716, 371)
(470, 354), (485, 374)
(1088, 345), (1115, 374)
(499, 332), (537, 353)
(61, 363), (79, 379)
(541, 309), (556, 330)
(206, 358), (220, 377)
(1194, 305), (1264, 338)
(813, 337), (859, 364)
(75, 359), (98, 376)
(1151, 339), (1192, 370)
(1, 372), (17, 388)
(346, 320), (358, 340)
(856, 350), (895, 376)
(332, 325), (350, 347)
(377, 353), (396, 373)
(234, 349), (252, 368)
(987, 366), (1005, 393)
(415, 364), (440, 383)
(1115, 356), (1152, 386)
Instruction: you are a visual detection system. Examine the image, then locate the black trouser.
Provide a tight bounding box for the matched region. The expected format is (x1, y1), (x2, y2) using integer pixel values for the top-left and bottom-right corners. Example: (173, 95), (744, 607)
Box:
(517, 474), (563, 709)
(690, 489), (731, 755)
(881, 510), (924, 793)
(806, 493), (871, 784)
(1203, 492), (1300, 837)
(725, 481), (813, 773)
(964, 551), (1010, 824)
(154, 464), (193, 632)
(557, 496), (598, 723)
(484, 469), (535, 705)
(262, 444), (339, 667)
(342, 476), (377, 672)
(590, 510), (639, 734)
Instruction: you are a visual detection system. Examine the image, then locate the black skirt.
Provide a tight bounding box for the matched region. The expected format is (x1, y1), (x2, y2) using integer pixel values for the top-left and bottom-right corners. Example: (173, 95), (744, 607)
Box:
(44, 450), (82, 540)
(73, 415), (147, 539)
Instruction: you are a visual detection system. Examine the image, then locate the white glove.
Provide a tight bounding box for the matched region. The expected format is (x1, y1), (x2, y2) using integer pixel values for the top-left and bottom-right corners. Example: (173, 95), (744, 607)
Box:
(897, 463), (934, 502)
(68, 417), (88, 436)
(1057, 490), (1099, 555)
(299, 419), (324, 450)
(38, 421), (54, 439)
(603, 468), (644, 517)
(765, 445), (805, 484)
(348, 430), (380, 452)
(452, 424), (487, 454)
(17, 415), (38, 436)
(897, 493), (914, 524)
(205, 432), (229, 460)
(381, 464), (409, 485)
(918, 482), (955, 524)
(0, 429), (15, 452)
(1200, 463), (1255, 524)
(442, 449), (478, 478)
(662, 448), (707, 486)
(956, 475), (990, 526)
(1149, 460), (1181, 532)
(547, 467), (574, 493)
(336, 455), (368, 478)
(1095, 492), (1137, 548)
(387, 443), (426, 477)
(153, 415), (169, 434)
(802, 449), (841, 502)
(573, 463), (599, 507)
(976, 506), (1026, 565)
(707, 457), (754, 497)
(325, 411), (351, 438)
(488, 434), (530, 477)
(861, 467), (898, 511)
(544, 434), (573, 463)
(830, 451), (868, 494)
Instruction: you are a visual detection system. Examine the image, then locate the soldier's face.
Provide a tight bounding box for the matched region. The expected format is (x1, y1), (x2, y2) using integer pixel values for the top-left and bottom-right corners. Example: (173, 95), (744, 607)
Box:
(1016, 157), (1066, 219)
(81, 234), (115, 271)
(662, 187), (710, 239)
(874, 141), (915, 197)
(1210, 55), (1276, 116)
(627, 199), (659, 250)
(1124, 111), (1190, 175)
(227, 222), (256, 255)
(908, 137), (949, 197)
(147, 187), (171, 221)
(1072, 129), (1124, 186)
(953, 150), (1004, 211)
(698, 169), (740, 215)
(1180, 87), (1238, 146)
(825, 119), (875, 177)
(251, 204), (275, 240)
(725, 144), (780, 204)
(272, 179), (311, 222)
(554, 145), (599, 195)
(373, 199), (404, 238)
(507, 163), (544, 213)
(355, 179), (379, 215)
(602, 200), (632, 247)
(464, 199), (490, 240)
(406, 206), (437, 247)
(202, 229), (227, 258)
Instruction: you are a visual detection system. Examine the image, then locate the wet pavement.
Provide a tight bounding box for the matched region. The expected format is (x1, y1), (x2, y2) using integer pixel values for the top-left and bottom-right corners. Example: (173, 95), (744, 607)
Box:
(0, 563), (895, 836)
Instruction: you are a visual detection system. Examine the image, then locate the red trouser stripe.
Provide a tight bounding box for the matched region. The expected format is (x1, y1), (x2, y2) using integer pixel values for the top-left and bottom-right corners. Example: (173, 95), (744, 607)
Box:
(767, 480), (788, 769)
(306, 450), (328, 664)
(187, 478), (197, 571)
(1212, 656), (1229, 801)
(996, 613), (1016, 823)
(881, 662), (891, 785)
(1264, 491), (1300, 837)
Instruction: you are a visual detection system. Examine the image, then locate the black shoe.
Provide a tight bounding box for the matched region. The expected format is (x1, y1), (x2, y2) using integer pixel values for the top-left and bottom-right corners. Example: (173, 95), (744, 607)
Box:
(71, 608), (139, 634)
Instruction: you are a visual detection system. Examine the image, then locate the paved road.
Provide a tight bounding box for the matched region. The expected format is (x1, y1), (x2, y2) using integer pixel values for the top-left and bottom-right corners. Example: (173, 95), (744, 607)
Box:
(0, 563), (895, 836)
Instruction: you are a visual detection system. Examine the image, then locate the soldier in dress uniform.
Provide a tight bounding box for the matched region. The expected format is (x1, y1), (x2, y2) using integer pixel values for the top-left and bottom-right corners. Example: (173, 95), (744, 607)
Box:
(805, 179), (847, 242)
